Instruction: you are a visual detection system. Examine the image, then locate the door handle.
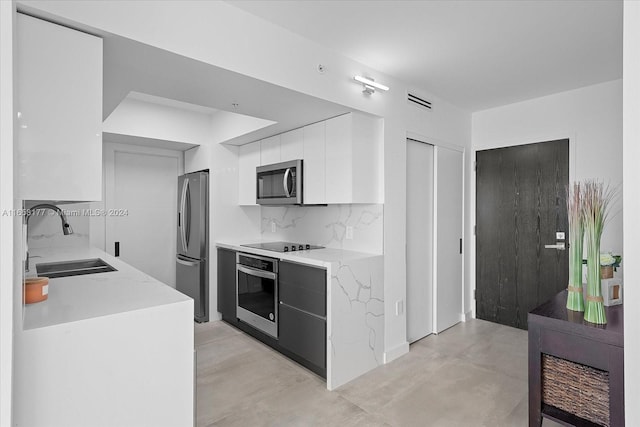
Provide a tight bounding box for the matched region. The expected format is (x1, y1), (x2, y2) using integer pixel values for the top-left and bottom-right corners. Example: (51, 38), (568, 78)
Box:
(544, 243), (566, 250)
(184, 180), (191, 249)
(180, 179), (188, 252)
(237, 265), (277, 281)
(283, 168), (292, 198)
(177, 257), (199, 267)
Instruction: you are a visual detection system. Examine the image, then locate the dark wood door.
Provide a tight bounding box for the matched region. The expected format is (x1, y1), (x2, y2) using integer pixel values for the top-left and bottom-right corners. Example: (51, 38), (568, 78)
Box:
(476, 139), (569, 330)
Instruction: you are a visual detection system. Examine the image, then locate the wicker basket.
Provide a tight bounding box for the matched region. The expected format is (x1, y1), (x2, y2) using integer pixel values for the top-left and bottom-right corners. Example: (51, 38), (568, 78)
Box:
(601, 265), (614, 279)
(542, 354), (610, 426)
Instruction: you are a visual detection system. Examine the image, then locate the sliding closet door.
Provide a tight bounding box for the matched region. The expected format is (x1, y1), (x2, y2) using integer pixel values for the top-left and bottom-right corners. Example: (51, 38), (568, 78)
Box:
(434, 146), (464, 333)
(406, 139), (434, 342)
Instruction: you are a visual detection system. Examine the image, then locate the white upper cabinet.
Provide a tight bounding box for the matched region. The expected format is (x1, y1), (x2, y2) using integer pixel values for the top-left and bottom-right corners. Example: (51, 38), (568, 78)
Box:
(325, 112), (382, 204)
(302, 122), (326, 205)
(238, 142), (260, 205)
(17, 14), (103, 201)
(280, 128), (304, 162)
(325, 114), (351, 204)
(260, 135), (281, 165)
(236, 112), (382, 205)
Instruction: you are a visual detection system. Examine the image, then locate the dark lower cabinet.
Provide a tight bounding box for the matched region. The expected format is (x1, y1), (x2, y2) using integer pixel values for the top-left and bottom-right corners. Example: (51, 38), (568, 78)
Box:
(216, 249), (327, 378)
(279, 260), (326, 315)
(278, 260), (327, 376)
(217, 248), (237, 325)
(278, 303), (326, 370)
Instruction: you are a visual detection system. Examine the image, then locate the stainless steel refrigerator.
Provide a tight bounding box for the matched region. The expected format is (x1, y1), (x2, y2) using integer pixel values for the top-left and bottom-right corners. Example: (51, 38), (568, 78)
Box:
(176, 170), (209, 322)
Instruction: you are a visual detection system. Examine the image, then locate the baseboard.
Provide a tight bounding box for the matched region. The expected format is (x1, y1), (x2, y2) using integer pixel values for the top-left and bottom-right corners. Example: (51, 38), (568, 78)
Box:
(461, 310), (473, 322)
(383, 342), (409, 364)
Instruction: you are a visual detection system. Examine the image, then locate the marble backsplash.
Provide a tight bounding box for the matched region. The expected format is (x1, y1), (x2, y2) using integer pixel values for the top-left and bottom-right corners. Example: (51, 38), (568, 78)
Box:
(260, 204), (383, 254)
(26, 201), (383, 255)
(26, 202), (90, 250)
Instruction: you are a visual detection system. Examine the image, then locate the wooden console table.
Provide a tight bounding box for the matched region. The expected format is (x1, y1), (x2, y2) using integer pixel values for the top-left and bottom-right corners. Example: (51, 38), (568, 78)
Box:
(528, 290), (624, 426)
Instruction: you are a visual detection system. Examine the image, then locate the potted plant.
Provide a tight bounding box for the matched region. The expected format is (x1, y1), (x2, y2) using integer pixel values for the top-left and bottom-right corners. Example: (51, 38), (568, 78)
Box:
(600, 252), (621, 279)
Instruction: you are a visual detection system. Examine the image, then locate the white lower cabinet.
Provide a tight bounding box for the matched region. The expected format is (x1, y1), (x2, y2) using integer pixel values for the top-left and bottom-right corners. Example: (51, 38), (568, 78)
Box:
(16, 302), (194, 427)
(17, 13), (103, 201)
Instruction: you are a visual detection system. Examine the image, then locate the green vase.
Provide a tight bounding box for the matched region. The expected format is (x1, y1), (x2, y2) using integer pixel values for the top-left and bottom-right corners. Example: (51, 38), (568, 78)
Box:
(584, 226), (606, 324)
(566, 183), (584, 312)
(566, 230), (584, 312)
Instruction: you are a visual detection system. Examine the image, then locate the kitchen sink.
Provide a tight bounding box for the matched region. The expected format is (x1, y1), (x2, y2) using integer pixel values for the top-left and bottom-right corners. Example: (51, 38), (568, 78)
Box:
(36, 258), (117, 278)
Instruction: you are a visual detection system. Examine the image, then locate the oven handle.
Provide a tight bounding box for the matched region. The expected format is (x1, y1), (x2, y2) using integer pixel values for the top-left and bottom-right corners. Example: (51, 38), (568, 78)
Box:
(237, 265), (277, 281)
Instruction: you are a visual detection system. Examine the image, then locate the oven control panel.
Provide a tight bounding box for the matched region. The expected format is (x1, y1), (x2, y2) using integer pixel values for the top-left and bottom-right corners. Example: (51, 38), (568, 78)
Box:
(237, 253), (277, 273)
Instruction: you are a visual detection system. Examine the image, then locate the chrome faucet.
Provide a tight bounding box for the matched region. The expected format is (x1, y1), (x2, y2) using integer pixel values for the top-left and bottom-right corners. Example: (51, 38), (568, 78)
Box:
(25, 203), (74, 271)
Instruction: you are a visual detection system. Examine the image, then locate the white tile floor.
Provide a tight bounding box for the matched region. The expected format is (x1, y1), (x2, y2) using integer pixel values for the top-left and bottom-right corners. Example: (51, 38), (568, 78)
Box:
(195, 319), (562, 427)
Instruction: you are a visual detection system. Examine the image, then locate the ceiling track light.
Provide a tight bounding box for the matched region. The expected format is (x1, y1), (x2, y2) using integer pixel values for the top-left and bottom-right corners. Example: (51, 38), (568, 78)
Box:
(353, 75), (389, 94)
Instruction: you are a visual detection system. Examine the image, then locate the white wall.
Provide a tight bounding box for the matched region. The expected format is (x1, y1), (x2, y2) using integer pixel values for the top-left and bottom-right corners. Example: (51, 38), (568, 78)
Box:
(18, 0), (471, 362)
(471, 79), (623, 314)
(623, 1), (640, 422)
(0, 1), (16, 424)
(184, 118), (262, 320)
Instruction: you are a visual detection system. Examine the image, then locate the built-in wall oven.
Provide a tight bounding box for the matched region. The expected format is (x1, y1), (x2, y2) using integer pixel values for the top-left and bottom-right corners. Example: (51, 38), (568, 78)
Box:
(236, 253), (278, 338)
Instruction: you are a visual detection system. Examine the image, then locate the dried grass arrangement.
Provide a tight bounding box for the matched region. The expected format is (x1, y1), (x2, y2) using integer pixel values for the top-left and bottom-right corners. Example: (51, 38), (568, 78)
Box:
(582, 181), (616, 325)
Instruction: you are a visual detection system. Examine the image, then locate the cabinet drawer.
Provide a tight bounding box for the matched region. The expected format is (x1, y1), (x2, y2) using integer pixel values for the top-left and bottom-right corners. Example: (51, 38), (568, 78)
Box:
(279, 304), (326, 370)
(279, 261), (326, 317)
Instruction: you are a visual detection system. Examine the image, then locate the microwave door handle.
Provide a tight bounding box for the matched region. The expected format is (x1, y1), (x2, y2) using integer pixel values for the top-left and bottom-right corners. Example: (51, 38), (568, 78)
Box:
(283, 168), (292, 198)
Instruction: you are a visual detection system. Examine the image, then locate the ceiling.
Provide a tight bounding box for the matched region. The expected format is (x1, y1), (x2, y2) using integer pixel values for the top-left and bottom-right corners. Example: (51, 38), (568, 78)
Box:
(228, 0), (623, 112)
(101, 33), (351, 145)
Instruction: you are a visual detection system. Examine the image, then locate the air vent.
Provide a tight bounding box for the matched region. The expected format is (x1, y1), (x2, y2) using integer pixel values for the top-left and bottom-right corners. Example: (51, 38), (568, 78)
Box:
(408, 93), (432, 110)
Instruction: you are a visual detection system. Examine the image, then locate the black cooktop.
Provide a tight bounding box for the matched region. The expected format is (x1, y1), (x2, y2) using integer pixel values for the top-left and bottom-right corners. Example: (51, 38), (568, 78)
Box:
(241, 241), (324, 253)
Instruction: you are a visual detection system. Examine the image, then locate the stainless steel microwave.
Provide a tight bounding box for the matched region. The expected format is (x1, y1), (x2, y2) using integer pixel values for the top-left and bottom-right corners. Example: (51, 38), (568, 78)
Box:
(256, 159), (303, 205)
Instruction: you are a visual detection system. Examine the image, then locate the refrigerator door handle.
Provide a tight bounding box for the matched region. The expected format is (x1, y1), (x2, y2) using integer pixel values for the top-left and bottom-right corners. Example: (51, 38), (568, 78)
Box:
(177, 257), (199, 267)
(180, 178), (188, 252)
(185, 180), (191, 250)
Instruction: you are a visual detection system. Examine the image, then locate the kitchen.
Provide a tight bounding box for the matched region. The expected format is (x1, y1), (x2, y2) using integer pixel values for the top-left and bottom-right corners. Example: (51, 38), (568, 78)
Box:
(1, 1), (637, 427)
(10, 7), (392, 425)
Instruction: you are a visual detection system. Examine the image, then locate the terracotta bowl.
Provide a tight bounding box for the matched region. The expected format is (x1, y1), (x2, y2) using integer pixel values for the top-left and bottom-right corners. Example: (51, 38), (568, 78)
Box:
(24, 277), (49, 304)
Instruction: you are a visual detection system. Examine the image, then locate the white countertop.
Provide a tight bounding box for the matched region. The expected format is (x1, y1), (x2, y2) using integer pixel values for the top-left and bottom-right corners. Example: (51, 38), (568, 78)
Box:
(216, 240), (382, 268)
(24, 246), (191, 330)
